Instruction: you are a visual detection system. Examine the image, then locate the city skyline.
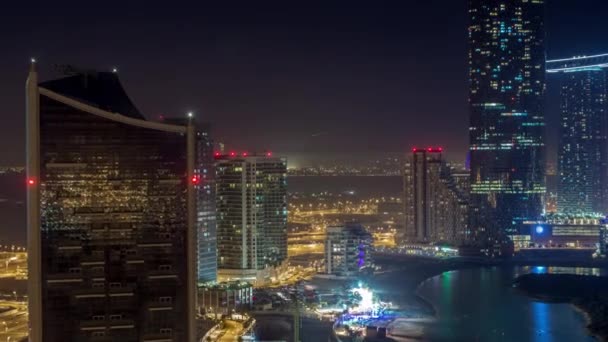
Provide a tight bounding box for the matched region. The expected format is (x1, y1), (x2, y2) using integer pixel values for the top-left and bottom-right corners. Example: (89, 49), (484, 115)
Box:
(1, 1), (608, 166)
(2, 2), (608, 342)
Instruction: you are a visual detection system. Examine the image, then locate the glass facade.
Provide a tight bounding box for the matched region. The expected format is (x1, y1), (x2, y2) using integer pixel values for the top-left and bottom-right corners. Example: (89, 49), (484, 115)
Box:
(546, 56), (608, 215)
(164, 119), (218, 284)
(216, 155), (287, 272)
(32, 72), (193, 341)
(468, 0), (546, 245)
(195, 124), (217, 283)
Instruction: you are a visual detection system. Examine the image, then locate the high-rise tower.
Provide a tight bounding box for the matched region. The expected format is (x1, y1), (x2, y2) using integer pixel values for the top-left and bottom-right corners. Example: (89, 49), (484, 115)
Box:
(468, 0), (546, 247)
(547, 54), (608, 215)
(26, 65), (197, 341)
(195, 123), (218, 283)
(403, 148), (469, 245)
(215, 153), (287, 284)
(164, 118), (218, 284)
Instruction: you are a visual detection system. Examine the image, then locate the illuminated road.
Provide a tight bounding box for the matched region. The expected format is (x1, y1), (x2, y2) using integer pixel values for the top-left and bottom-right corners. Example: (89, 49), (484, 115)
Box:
(372, 232), (396, 248)
(0, 252), (31, 341)
(0, 300), (28, 342)
(0, 252), (27, 279)
(218, 320), (243, 342)
(288, 242), (324, 257)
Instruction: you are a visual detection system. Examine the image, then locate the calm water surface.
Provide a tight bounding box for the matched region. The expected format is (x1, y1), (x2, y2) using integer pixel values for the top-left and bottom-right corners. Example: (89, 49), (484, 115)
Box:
(410, 266), (604, 342)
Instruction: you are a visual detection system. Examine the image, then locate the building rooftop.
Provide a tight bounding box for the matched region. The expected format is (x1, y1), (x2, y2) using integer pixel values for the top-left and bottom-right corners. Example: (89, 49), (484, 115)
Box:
(547, 53), (608, 73)
(199, 281), (252, 291)
(39, 71), (145, 120)
(214, 152), (283, 160)
(327, 223), (372, 238)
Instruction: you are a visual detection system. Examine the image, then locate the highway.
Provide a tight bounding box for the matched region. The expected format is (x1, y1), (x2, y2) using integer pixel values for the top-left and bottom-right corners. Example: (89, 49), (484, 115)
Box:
(218, 320), (244, 342)
(0, 300), (28, 342)
(0, 252), (27, 280)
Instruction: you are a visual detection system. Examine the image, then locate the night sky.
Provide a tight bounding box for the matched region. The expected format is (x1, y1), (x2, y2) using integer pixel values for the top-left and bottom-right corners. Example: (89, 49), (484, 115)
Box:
(1, 1), (608, 167)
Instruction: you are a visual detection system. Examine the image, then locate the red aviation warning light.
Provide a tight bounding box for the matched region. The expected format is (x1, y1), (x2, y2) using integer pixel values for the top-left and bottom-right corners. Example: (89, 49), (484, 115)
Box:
(427, 147), (444, 153)
(27, 178), (35, 186)
(229, 151), (236, 157)
(412, 147), (443, 153)
(266, 151), (272, 157)
(191, 175), (200, 185)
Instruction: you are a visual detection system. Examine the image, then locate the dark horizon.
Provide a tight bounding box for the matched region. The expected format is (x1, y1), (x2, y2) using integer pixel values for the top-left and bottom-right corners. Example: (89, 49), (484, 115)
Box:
(1, 1), (608, 167)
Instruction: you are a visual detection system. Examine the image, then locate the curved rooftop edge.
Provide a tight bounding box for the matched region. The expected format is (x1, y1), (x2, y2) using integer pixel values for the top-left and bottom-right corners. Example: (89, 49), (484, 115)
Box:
(39, 87), (187, 134)
(547, 53), (608, 73)
(40, 72), (145, 120)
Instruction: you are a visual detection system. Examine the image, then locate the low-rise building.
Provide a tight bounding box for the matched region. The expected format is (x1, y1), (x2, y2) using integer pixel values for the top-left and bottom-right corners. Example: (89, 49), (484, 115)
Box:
(324, 223), (373, 277)
(199, 281), (253, 316)
(514, 214), (604, 251)
(600, 222), (608, 256)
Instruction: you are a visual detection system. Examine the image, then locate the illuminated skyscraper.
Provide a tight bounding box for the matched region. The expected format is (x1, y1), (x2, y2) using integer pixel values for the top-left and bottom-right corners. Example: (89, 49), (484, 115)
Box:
(468, 0), (546, 247)
(547, 54), (608, 215)
(215, 153), (287, 283)
(403, 148), (469, 245)
(195, 123), (218, 283)
(26, 65), (197, 341)
(164, 119), (217, 283)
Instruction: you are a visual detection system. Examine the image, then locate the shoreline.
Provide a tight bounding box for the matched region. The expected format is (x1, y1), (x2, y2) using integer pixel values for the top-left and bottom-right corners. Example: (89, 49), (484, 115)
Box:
(333, 259), (607, 341)
(366, 257), (477, 340)
(513, 273), (608, 342)
(374, 256), (608, 341)
(571, 304), (606, 342)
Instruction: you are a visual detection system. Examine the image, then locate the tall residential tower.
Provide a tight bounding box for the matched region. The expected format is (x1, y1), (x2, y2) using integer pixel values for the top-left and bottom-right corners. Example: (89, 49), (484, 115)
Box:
(195, 123), (218, 283)
(164, 118), (218, 284)
(215, 153), (287, 284)
(468, 0), (546, 247)
(403, 148), (469, 245)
